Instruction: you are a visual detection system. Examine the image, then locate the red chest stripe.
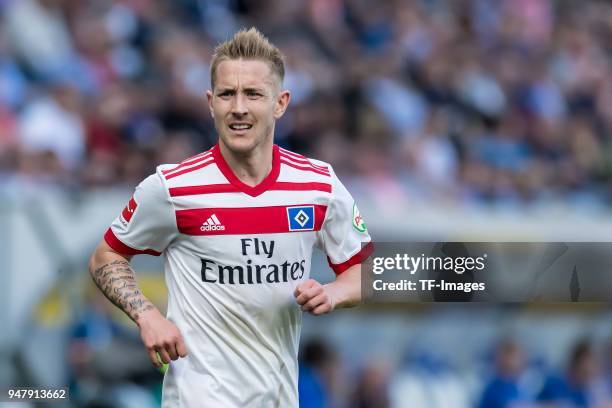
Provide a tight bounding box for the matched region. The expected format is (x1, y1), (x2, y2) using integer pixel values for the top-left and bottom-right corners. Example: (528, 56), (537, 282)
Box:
(169, 182), (332, 197)
(170, 184), (242, 196)
(176, 205), (328, 235)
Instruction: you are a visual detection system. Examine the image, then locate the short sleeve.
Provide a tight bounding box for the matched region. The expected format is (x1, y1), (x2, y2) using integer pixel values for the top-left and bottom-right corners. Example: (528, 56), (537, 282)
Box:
(104, 171), (178, 256)
(317, 167), (374, 274)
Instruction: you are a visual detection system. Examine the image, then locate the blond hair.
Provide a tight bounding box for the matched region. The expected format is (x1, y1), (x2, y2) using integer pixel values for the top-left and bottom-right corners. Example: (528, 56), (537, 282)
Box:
(210, 27), (285, 89)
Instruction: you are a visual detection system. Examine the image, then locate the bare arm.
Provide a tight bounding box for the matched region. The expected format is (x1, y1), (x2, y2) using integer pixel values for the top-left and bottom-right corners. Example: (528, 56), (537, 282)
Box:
(89, 240), (187, 367)
(294, 264), (362, 315)
(89, 241), (155, 322)
(324, 264), (361, 309)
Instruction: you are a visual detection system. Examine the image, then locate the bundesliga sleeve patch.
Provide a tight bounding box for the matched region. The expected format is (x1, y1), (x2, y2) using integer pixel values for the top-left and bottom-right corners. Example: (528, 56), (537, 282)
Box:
(352, 203), (367, 233)
(121, 196), (138, 224)
(286, 206), (315, 231)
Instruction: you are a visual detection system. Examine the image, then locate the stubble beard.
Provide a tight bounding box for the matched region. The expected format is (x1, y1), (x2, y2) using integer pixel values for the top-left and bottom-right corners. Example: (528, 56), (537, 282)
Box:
(218, 121), (275, 157)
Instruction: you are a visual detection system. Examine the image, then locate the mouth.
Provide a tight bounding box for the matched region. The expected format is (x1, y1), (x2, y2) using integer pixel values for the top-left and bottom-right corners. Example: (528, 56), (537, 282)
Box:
(228, 123), (253, 131)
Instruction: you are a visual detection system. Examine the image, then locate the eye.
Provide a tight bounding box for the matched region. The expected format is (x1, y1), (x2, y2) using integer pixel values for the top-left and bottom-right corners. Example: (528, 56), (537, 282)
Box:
(217, 90), (234, 99)
(246, 90), (262, 99)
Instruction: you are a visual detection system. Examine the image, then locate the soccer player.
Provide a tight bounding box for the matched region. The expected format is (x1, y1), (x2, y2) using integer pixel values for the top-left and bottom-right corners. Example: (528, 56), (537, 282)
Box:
(88, 27), (373, 407)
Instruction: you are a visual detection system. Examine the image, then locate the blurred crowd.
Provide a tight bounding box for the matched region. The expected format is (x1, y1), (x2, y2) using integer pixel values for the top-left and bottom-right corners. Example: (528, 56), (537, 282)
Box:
(296, 337), (612, 408)
(1, 0), (612, 207)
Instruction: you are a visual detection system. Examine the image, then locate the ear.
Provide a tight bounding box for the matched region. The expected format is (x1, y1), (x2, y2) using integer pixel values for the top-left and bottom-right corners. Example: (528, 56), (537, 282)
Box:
(273, 90), (291, 120)
(206, 90), (214, 118)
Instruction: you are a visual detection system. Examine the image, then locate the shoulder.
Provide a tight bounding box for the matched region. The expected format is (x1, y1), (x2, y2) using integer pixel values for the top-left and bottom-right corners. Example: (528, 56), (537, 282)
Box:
(157, 148), (219, 183)
(277, 146), (334, 179)
(128, 169), (172, 205)
(155, 147), (227, 189)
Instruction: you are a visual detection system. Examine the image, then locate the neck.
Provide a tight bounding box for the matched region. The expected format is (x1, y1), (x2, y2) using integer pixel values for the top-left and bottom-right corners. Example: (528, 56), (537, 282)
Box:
(218, 140), (274, 187)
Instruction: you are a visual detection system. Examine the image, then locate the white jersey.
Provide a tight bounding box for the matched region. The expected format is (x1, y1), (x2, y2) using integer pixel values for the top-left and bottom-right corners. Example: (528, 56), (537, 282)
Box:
(104, 144), (373, 407)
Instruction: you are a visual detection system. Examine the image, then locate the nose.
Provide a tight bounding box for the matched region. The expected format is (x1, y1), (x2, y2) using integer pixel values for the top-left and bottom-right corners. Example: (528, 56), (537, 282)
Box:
(231, 93), (248, 116)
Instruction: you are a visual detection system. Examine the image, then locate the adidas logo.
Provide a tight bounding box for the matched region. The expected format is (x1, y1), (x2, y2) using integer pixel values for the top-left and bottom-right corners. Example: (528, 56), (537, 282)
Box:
(200, 214), (225, 231)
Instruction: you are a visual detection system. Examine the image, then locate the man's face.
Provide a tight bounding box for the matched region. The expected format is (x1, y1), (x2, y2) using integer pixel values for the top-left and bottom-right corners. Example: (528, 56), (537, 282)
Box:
(207, 59), (290, 155)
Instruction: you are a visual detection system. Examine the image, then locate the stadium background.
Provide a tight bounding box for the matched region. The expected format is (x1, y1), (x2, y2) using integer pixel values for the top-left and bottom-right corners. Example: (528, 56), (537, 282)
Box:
(3, 0), (612, 406)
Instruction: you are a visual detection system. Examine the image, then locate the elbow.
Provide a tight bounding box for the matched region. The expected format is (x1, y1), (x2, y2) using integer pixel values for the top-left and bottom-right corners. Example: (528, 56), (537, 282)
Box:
(88, 252), (97, 277)
(88, 245), (103, 279)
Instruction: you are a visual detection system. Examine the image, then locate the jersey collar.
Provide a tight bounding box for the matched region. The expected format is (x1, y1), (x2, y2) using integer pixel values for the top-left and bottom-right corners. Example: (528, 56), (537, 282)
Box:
(212, 143), (280, 197)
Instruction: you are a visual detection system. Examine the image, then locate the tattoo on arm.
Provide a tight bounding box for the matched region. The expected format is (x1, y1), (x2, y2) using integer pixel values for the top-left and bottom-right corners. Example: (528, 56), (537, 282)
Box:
(90, 260), (155, 322)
